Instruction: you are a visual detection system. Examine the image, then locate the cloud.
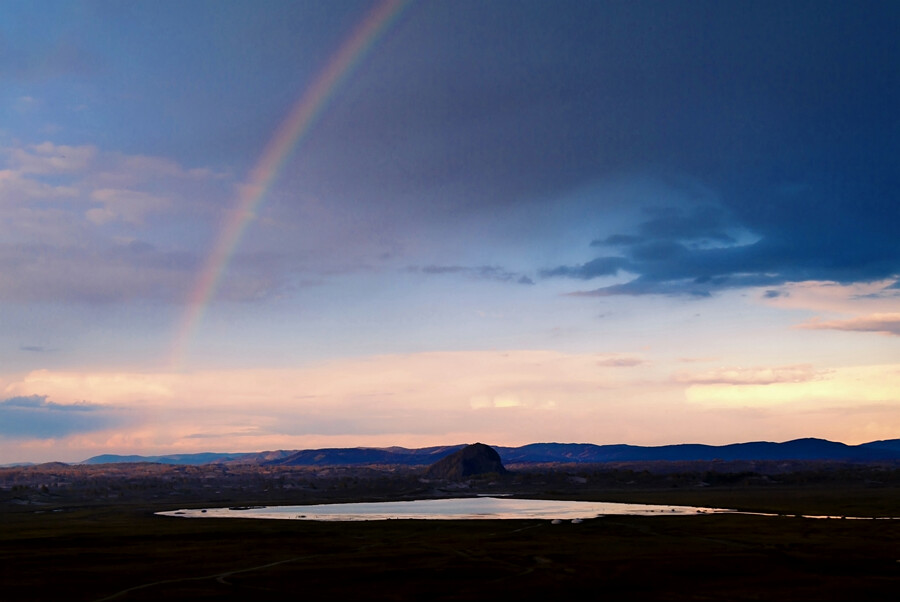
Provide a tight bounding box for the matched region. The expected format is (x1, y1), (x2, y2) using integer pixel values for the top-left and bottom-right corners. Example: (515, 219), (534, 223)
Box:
(87, 188), (171, 225)
(0, 395), (127, 439)
(5, 3), (899, 309)
(0, 241), (196, 303)
(760, 280), (900, 314)
(542, 256), (631, 280)
(20, 345), (51, 353)
(596, 355), (645, 368)
(0, 140), (287, 304)
(543, 173), (900, 298)
(674, 364), (824, 386)
(595, 205), (737, 248)
(2, 350), (651, 444)
(295, 1), (897, 224)
(569, 277), (718, 298)
(797, 313), (900, 336)
(409, 265), (535, 285)
(0, 167), (79, 201)
(470, 394), (526, 409)
(1, 142), (225, 223)
(676, 356), (719, 364)
(8, 143), (98, 174)
(683, 365), (900, 409)
(4, 354), (897, 461)
(543, 199), (771, 296)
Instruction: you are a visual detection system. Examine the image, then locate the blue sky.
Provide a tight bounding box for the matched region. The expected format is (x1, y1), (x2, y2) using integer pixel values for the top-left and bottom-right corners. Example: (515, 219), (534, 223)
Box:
(1, 0), (898, 463)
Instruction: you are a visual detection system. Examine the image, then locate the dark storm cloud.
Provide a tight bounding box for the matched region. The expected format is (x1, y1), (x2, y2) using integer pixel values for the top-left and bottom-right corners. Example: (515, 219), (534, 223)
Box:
(633, 205), (736, 247)
(291, 2), (899, 205)
(295, 2), (900, 295)
(0, 395), (126, 438)
(7, 1), (898, 302)
(592, 234), (641, 247)
(547, 175), (900, 297)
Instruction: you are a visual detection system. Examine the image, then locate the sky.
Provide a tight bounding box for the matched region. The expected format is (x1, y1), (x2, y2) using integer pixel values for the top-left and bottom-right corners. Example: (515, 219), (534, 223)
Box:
(1, 0), (899, 463)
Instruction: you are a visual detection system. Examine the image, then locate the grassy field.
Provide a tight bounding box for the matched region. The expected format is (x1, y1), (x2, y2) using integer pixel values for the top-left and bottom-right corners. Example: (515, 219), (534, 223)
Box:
(2, 482), (899, 601)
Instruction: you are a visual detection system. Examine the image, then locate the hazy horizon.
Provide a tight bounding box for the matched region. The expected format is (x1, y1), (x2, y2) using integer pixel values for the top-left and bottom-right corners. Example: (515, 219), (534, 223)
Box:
(2, 1), (898, 464)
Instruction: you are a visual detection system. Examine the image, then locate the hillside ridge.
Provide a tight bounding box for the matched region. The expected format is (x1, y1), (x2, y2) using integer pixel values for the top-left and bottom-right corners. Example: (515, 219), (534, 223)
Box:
(80, 437), (900, 466)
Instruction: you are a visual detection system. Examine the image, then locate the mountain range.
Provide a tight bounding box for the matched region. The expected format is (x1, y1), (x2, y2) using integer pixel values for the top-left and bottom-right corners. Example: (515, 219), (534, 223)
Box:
(81, 438), (900, 466)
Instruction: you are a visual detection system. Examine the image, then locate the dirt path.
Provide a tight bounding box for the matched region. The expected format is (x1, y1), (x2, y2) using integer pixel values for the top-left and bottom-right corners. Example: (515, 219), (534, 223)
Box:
(93, 554), (318, 601)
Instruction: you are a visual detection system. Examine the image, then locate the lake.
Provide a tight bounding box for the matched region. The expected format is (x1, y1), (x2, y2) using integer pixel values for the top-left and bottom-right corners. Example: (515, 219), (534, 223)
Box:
(157, 496), (728, 521)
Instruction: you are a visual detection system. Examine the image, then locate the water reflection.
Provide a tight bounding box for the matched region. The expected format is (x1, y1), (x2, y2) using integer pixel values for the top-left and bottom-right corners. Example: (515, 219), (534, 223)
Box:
(159, 497), (727, 521)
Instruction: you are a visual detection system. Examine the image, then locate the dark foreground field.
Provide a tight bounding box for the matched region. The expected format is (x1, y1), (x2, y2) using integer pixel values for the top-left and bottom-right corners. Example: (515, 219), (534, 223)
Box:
(2, 470), (899, 600)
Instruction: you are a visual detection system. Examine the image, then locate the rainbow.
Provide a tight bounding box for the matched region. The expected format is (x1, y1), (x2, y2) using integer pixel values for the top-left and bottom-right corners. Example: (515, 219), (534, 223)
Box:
(170, 0), (411, 369)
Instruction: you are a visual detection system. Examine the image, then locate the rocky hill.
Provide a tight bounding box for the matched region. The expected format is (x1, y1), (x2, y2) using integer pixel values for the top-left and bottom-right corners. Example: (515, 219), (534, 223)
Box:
(424, 443), (507, 480)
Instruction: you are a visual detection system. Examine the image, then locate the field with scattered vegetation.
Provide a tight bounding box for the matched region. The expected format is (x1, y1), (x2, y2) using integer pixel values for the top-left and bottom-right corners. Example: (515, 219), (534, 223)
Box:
(2, 462), (899, 600)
